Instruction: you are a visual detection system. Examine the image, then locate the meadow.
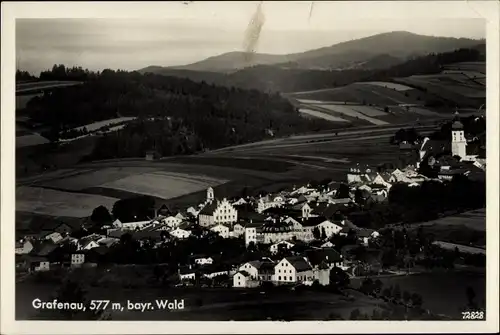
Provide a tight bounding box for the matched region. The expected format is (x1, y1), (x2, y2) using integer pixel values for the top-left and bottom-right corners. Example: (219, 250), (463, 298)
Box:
(15, 186), (118, 218)
(298, 108), (351, 123)
(16, 134), (50, 148)
(374, 271), (485, 319)
(72, 117), (137, 132)
(99, 171), (229, 200)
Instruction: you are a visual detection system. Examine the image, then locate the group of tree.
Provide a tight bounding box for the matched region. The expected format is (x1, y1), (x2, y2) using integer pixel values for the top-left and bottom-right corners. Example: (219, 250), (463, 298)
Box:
(111, 196), (156, 223)
(349, 177), (485, 230)
(16, 69), (37, 82)
(23, 68), (338, 160)
(143, 47), (484, 94)
(39, 64), (100, 82)
(390, 127), (422, 145)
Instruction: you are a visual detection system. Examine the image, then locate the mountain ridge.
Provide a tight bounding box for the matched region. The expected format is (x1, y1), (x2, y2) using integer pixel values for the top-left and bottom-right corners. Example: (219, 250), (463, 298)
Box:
(143, 31), (484, 73)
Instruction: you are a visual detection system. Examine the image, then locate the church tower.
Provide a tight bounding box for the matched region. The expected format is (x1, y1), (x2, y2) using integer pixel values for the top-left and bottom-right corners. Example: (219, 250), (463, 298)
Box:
(451, 112), (467, 159)
(206, 187), (214, 202)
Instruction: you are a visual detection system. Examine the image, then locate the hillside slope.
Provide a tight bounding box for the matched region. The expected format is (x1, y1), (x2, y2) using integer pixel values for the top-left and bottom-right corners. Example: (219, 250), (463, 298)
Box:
(145, 31), (484, 73)
(140, 45), (486, 94)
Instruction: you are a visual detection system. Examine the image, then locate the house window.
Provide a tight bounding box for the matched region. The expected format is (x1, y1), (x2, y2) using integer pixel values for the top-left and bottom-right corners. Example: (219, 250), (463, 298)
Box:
(278, 276), (281, 280)
(278, 269), (281, 273)
(289, 276), (292, 281)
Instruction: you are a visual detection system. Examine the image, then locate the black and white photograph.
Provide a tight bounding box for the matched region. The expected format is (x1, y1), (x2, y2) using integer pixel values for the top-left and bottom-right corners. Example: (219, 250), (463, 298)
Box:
(1, 1), (499, 333)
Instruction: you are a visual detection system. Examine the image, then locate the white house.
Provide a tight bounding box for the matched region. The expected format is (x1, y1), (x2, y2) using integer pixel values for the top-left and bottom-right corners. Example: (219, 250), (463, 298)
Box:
(233, 271), (259, 288)
(316, 220), (343, 238)
(203, 269), (229, 279)
(175, 212), (186, 221)
(232, 198), (247, 206)
(186, 206), (199, 217)
(198, 199), (238, 227)
(291, 202), (312, 219)
(112, 219), (122, 228)
(179, 266), (196, 281)
(274, 256), (313, 284)
(245, 227), (258, 247)
(210, 224), (230, 239)
(15, 239), (34, 255)
(162, 216), (182, 228)
(33, 260), (51, 272)
(321, 241), (334, 248)
(121, 220), (151, 231)
(79, 240), (100, 251)
(170, 228), (191, 239)
(43, 232), (64, 244)
(358, 229), (380, 246)
(232, 223), (246, 237)
(238, 261), (261, 280)
(290, 186), (314, 196)
(194, 257), (213, 265)
(71, 254), (85, 268)
(238, 260), (275, 282)
(269, 241), (295, 254)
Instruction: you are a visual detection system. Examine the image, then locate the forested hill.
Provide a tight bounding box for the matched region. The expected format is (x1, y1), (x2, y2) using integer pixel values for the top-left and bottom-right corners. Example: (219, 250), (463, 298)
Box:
(21, 68), (335, 159)
(140, 45), (485, 93)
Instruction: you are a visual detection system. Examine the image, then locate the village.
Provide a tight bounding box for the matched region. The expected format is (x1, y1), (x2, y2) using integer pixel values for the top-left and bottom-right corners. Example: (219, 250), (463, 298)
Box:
(15, 114), (486, 292)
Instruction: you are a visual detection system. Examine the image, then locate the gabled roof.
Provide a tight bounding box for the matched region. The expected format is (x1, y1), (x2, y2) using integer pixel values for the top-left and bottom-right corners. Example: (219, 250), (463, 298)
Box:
(305, 248), (342, 266)
(198, 201), (219, 215)
(237, 270), (252, 278)
(30, 241), (58, 257)
(238, 210), (266, 221)
(242, 221), (265, 228)
(284, 256), (312, 272)
(300, 216), (328, 227)
(132, 230), (165, 241)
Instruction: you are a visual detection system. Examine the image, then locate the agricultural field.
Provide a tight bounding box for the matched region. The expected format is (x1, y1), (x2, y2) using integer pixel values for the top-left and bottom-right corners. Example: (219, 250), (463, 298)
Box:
(316, 104), (389, 125)
(16, 94), (41, 110)
(99, 171), (229, 200)
(16, 186), (119, 218)
(32, 167), (161, 191)
(416, 209), (486, 232)
(72, 117), (136, 132)
(298, 108), (350, 123)
(16, 134), (50, 148)
(442, 61), (485, 73)
(289, 83), (424, 107)
(356, 81), (414, 91)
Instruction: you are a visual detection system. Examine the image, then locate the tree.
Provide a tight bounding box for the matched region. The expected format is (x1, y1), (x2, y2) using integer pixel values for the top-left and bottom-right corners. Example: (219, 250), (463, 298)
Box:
(465, 286), (478, 310)
(402, 291), (411, 305)
(330, 267), (349, 289)
(392, 284), (402, 301)
(90, 205), (112, 226)
(360, 278), (375, 295)
(371, 309), (382, 320)
(313, 227), (321, 240)
(349, 308), (361, 320)
(42, 279), (105, 320)
(382, 287), (392, 298)
(411, 293), (423, 307)
(374, 279), (383, 294)
(336, 183), (350, 199)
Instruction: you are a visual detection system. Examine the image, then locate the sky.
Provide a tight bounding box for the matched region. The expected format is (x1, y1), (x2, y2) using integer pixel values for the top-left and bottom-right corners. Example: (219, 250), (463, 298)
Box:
(15, 1), (486, 75)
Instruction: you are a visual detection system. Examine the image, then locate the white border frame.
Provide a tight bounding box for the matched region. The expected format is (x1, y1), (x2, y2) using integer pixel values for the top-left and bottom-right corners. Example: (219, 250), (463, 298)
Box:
(1, 1), (499, 334)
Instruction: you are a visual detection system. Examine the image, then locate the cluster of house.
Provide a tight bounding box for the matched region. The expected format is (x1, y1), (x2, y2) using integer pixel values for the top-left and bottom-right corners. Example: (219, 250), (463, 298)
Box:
(177, 248), (346, 288)
(232, 248), (344, 288)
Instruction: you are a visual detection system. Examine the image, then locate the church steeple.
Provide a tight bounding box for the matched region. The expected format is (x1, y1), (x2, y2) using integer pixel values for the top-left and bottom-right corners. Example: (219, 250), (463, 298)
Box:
(451, 109), (466, 159)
